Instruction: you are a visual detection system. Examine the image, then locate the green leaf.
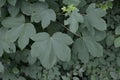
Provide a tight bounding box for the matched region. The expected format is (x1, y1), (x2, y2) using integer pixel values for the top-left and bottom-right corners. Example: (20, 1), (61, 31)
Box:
(84, 16), (95, 35)
(21, 1), (56, 28)
(62, 76), (70, 80)
(7, 0), (17, 6)
(0, 62), (4, 72)
(110, 72), (118, 79)
(21, 1), (33, 16)
(64, 10), (84, 33)
(83, 36), (103, 57)
(78, 0), (86, 8)
(28, 54), (37, 65)
(46, 0), (59, 12)
(87, 3), (106, 17)
(21, 1), (48, 16)
(52, 32), (73, 45)
(0, 27), (15, 55)
(5, 24), (24, 42)
(2, 72), (17, 80)
(21, 65), (42, 79)
(8, 5), (19, 17)
(32, 9), (56, 28)
(0, 8), (1, 17)
(117, 57), (120, 67)
(73, 38), (89, 63)
(17, 77), (26, 80)
(47, 22), (63, 35)
(85, 14), (106, 31)
(90, 75), (96, 80)
(2, 15), (25, 28)
(40, 9), (56, 28)
(0, 48), (3, 56)
(94, 30), (106, 41)
(73, 77), (79, 80)
(18, 23), (36, 50)
(10, 49), (29, 63)
(39, 0), (45, 2)
(106, 34), (115, 47)
(115, 25), (120, 35)
(31, 32), (73, 69)
(3, 15), (36, 50)
(63, 0), (80, 6)
(12, 67), (19, 74)
(85, 3), (107, 31)
(114, 37), (120, 48)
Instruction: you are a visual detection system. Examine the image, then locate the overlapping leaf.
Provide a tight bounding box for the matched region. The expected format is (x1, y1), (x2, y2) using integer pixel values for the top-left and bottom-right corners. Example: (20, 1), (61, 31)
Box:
(8, 5), (20, 17)
(72, 38), (89, 63)
(83, 36), (103, 57)
(2, 15), (36, 50)
(21, 65), (42, 79)
(0, 27), (16, 56)
(31, 32), (73, 69)
(21, 1), (56, 28)
(85, 3), (107, 31)
(115, 25), (120, 35)
(114, 37), (120, 48)
(0, 0), (17, 7)
(64, 10), (84, 33)
(7, 0), (17, 6)
(2, 72), (18, 80)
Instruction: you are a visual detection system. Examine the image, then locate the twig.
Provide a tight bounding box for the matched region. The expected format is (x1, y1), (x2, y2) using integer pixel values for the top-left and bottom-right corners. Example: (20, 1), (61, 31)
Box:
(57, 21), (81, 37)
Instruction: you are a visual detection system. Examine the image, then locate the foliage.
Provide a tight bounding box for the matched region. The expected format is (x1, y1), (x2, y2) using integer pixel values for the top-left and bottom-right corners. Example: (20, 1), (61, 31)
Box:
(0, 0), (120, 80)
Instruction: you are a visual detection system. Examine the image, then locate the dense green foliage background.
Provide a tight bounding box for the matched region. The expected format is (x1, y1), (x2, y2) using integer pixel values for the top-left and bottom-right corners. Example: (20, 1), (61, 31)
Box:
(0, 0), (120, 80)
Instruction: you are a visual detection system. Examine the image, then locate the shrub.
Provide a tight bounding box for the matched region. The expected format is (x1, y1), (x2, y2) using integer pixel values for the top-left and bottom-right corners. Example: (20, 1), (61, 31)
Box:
(0, 0), (120, 80)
